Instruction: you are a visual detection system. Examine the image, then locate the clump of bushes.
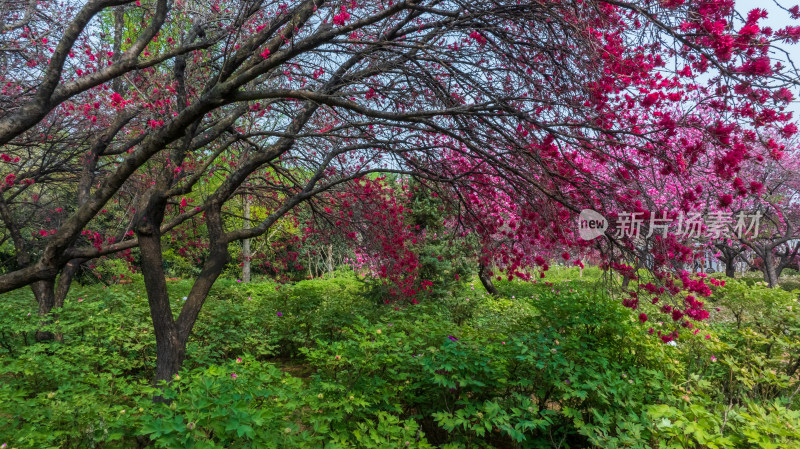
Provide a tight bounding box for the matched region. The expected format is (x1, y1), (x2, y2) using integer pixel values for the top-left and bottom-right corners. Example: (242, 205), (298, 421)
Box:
(1, 275), (799, 448)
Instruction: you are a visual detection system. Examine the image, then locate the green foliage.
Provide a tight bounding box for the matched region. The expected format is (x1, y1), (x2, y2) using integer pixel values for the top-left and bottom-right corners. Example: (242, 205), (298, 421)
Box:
(162, 247), (202, 279)
(286, 286), (678, 448)
(140, 359), (431, 448)
(362, 184), (476, 305)
(2, 275), (800, 448)
(407, 187), (475, 301)
(641, 278), (800, 448)
(648, 384), (800, 449)
(707, 279), (800, 404)
(0, 287), (155, 448)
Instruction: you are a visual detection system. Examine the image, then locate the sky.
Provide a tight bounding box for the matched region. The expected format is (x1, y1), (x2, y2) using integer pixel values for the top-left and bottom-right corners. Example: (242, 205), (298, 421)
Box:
(736, 0), (800, 114)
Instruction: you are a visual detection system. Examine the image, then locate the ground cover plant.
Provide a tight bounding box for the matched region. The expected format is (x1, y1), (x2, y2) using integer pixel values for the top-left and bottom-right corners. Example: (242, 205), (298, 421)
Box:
(2, 268), (800, 448)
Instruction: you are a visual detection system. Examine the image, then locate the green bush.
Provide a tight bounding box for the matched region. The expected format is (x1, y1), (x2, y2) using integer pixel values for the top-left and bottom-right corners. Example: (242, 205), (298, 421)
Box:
(3, 274), (800, 448)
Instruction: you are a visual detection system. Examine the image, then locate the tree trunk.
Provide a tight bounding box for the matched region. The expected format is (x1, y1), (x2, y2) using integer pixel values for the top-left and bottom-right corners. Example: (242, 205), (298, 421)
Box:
(242, 196), (251, 283)
(776, 242), (800, 281)
(0, 199), (59, 340)
(153, 328), (186, 386)
(478, 263), (498, 296)
(715, 244), (740, 279)
(137, 199), (231, 395)
(138, 230), (183, 385)
(112, 6), (124, 94)
(722, 248), (736, 278)
(55, 258), (86, 308)
(135, 193), (188, 393)
(725, 262), (736, 278)
(762, 251), (779, 288)
(32, 279), (56, 341)
(327, 243), (334, 274)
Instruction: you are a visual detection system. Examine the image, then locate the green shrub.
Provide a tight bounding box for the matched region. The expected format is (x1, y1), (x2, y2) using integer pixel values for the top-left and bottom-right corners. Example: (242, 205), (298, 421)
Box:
(3, 275), (800, 448)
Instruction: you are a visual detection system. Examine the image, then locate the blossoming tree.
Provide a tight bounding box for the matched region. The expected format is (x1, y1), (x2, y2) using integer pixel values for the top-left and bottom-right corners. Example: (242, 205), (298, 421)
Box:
(0, 0), (799, 381)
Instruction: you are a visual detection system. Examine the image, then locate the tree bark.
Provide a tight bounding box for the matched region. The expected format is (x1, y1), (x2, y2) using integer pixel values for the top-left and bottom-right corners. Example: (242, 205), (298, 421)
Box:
(714, 243), (743, 279)
(242, 196), (251, 283)
(478, 263), (498, 296)
(135, 191), (187, 392)
(0, 198), (60, 340)
(137, 230), (193, 400)
(32, 279), (56, 341)
(153, 323), (185, 388)
(327, 243), (334, 274)
(112, 6), (124, 94)
(54, 258), (86, 308)
(725, 262), (736, 279)
(139, 231), (181, 380)
(762, 251), (779, 288)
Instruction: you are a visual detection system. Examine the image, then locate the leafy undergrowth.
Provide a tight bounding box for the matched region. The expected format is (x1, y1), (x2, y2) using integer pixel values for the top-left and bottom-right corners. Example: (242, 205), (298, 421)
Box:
(1, 273), (799, 448)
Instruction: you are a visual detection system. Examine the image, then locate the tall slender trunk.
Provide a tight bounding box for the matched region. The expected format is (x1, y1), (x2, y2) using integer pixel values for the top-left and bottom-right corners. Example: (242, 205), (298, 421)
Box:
(134, 192), (188, 392)
(242, 196), (251, 283)
(327, 243), (334, 274)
